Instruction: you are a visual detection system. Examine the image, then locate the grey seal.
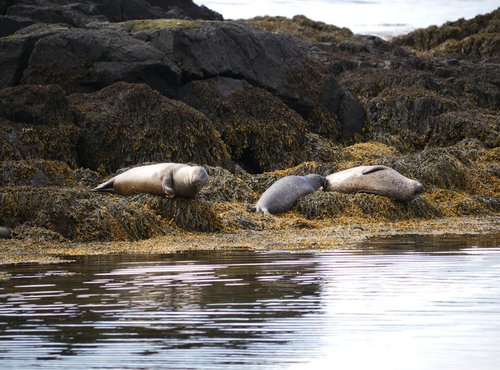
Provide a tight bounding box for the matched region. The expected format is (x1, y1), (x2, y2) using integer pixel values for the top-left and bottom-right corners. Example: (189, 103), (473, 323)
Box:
(0, 226), (11, 239)
(92, 163), (209, 198)
(325, 165), (424, 201)
(250, 174), (326, 214)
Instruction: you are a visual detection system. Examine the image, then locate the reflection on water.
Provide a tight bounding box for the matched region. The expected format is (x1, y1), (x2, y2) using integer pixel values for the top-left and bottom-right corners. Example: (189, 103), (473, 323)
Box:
(0, 234), (499, 369)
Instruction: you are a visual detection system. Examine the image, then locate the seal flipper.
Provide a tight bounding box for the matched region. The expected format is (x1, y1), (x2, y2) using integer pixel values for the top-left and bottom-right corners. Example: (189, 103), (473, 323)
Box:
(91, 178), (115, 192)
(362, 165), (386, 175)
(247, 205), (257, 213)
(162, 177), (175, 198)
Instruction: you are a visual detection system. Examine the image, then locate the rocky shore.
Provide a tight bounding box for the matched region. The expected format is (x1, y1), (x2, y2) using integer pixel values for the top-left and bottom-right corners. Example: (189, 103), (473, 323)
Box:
(0, 1), (498, 264)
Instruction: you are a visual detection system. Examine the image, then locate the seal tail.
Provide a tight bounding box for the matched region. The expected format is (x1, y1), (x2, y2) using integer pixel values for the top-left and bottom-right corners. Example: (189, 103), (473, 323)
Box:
(247, 205), (257, 213)
(91, 178), (115, 192)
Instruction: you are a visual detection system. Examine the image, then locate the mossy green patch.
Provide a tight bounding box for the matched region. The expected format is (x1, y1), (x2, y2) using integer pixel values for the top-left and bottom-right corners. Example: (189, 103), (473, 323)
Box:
(125, 19), (206, 31)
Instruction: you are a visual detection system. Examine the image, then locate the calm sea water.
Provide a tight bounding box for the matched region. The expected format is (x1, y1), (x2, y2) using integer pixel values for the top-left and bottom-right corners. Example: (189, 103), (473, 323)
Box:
(0, 234), (499, 369)
(200, 0), (499, 37)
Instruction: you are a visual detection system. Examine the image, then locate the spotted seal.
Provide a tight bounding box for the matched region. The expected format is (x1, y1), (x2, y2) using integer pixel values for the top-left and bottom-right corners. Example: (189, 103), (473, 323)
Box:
(250, 174), (326, 214)
(325, 165), (424, 201)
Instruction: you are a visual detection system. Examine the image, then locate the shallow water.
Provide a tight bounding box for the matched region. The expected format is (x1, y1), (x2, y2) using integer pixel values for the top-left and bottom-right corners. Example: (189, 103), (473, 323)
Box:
(0, 234), (499, 369)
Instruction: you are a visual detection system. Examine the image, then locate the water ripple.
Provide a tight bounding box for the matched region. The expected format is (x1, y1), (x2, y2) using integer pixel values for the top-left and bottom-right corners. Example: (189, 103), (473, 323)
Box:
(0, 235), (499, 369)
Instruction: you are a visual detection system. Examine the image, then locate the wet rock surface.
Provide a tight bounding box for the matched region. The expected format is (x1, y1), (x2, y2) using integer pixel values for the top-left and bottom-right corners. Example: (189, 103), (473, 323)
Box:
(0, 2), (498, 252)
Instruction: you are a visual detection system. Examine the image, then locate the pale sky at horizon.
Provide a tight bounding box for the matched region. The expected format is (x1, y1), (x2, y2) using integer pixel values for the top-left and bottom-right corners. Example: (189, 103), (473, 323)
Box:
(197, 0), (499, 36)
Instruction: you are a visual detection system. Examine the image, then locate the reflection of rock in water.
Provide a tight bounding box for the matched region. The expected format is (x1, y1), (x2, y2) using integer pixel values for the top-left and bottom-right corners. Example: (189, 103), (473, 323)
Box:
(0, 252), (322, 358)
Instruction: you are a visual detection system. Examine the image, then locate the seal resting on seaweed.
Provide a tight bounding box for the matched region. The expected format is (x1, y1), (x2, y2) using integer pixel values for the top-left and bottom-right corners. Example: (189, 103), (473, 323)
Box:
(250, 174), (326, 214)
(92, 163), (208, 198)
(325, 165), (424, 201)
(0, 227), (11, 239)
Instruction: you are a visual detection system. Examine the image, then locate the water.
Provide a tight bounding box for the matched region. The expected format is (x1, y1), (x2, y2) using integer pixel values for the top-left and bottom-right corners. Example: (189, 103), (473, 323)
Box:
(200, 0), (500, 37)
(0, 234), (499, 369)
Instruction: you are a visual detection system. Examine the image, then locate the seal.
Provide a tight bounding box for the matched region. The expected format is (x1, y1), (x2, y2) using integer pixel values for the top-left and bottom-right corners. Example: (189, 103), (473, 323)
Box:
(92, 163), (209, 198)
(325, 165), (424, 201)
(0, 226), (11, 239)
(250, 174), (326, 214)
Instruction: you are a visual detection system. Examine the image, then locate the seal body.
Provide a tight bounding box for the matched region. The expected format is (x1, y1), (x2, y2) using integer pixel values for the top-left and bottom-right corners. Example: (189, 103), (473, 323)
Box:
(0, 226), (11, 239)
(254, 174), (325, 214)
(325, 165), (424, 201)
(92, 163), (208, 198)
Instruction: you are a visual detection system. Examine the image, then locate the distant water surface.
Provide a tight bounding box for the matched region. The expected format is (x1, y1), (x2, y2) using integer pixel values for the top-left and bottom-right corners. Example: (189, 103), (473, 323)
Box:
(199, 0), (499, 37)
(0, 234), (499, 369)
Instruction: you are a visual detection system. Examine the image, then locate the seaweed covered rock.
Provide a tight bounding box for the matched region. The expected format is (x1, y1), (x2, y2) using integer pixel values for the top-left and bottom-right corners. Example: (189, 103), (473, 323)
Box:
(178, 77), (308, 172)
(0, 119), (80, 165)
(0, 159), (101, 188)
(0, 84), (74, 124)
(295, 191), (442, 221)
(69, 82), (230, 173)
(392, 8), (500, 57)
(198, 166), (257, 203)
(241, 15), (353, 44)
(341, 66), (499, 151)
(133, 195), (223, 232)
(0, 85), (80, 165)
(0, 160), (75, 187)
(424, 189), (498, 217)
(379, 144), (499, 195)
(0, 187), (173, 241)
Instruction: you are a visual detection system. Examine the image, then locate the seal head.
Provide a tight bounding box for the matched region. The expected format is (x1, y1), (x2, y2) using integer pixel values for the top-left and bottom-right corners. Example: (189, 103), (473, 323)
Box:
(172, 166), (209, 198)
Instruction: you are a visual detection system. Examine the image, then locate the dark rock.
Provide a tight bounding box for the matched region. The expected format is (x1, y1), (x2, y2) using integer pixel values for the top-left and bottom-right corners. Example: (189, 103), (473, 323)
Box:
(0, 226), (11, 239)
(3, 0), (222, 27)
(0, 15), (36, 37)
(21, 27), (181, 94)
(177, 77), (307, 172)
(68, 82), (231, 173)
(6, 3), (106, 27)
(0, 23), (70, 88)
(0, 84), (74, 125)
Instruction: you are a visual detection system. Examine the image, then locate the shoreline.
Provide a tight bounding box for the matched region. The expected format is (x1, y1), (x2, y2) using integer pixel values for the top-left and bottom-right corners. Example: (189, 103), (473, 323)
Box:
(1, 216), (498, 266)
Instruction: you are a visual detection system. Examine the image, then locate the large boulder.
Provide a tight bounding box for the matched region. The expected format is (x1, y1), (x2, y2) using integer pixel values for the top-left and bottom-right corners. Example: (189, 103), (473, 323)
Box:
(69, 82), (231, 173)
(21, 27), (181, 94)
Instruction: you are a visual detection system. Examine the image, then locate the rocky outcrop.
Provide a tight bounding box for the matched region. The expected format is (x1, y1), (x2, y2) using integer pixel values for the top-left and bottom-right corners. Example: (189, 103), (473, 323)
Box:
(1, 0), (222, 29)
(242, 15), (353, 44)
(0, 2), (498, 244)
(392, 7), (500, 57)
